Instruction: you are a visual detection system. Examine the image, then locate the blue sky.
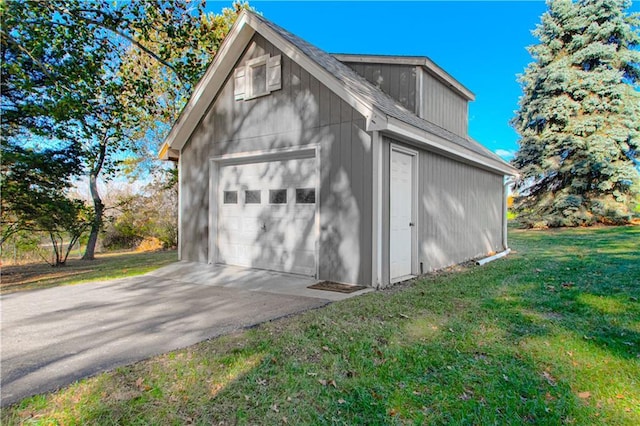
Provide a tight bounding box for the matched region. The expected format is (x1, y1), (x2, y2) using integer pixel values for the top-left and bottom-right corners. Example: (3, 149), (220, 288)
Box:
(206, 0), (639, 161)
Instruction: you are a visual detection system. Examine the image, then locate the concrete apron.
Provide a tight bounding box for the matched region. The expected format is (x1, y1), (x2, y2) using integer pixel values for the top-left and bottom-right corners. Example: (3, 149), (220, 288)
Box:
(1, 263), (371, 406)
(147, 261), (373, 301)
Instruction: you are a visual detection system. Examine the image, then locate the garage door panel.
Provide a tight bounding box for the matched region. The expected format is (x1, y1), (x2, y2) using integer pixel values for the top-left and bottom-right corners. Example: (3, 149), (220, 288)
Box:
(217, 156), (317, 276)
(241, 217), (260, 235)
(217, 242), (240, 264)
(220, 215), (241, 233)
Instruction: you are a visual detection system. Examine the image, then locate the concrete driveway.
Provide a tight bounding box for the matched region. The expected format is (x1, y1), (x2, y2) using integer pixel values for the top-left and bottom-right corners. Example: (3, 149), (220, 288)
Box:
(1, 262), (369, 406)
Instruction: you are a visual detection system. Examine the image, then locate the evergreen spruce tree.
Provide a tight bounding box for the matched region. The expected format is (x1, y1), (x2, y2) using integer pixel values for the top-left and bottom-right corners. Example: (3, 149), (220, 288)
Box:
(512, 0), (640, 227)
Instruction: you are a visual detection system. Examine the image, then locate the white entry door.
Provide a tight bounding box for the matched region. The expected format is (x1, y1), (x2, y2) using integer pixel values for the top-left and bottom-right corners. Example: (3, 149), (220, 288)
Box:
(217, 156), (317, 276)
(390, 148), (415, 281)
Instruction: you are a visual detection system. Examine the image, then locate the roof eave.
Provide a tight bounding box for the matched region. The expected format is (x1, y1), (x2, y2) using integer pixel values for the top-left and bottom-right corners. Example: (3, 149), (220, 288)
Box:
(382, 117), (518, 176)
(332, 53), (475, 101)
(160, 11), (384, 155)
(159, 11), (509, 176)
(248, 15), (380, 129)
(161, 11), (256, 153)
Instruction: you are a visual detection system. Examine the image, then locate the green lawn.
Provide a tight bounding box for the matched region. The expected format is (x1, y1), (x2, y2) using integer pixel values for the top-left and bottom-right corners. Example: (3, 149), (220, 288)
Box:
(0, 250), (178, 294)
(3, 227), (638, 425)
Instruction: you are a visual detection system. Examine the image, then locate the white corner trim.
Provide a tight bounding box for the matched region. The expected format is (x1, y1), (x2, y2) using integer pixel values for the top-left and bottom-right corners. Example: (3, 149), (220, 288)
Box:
(416, 66), (424, 119)
(313, 143), (321, 280)
(371, 131), (383, 288)
(177, 153), (183, 260)
(208, 159), (219, 265)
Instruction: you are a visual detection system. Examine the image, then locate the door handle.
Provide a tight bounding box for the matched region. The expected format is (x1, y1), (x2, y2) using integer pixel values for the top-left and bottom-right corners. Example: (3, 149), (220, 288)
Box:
(409, 222), (414, 227)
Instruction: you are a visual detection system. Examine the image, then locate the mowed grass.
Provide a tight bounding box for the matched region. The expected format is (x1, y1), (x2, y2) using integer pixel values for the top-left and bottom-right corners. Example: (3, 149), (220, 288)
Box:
(3, 227), (638, 425)
(0, 250), (178, 294)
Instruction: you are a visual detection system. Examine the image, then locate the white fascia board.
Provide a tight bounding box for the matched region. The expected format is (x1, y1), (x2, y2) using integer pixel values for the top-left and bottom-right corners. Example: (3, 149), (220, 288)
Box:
(384, 117), (518, 176)
(162, 12), (386, 153)
(333, 53), (427, 65)
(366, 109), (388, 131)
(247, 15), (380, 130)
(162, 13), (255, 152)
(420, 58), (475, 101)
(333, 53), (474, 101)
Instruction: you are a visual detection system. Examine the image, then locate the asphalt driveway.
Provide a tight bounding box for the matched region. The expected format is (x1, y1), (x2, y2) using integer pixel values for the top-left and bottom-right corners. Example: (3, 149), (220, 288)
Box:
(0, 263), (357, 406)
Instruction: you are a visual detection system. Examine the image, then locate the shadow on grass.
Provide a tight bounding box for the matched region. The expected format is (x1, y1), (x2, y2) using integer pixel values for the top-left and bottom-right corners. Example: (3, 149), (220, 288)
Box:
(0, 250), (178, 294)
(501, 227), (639, 361)
(3, 227), (638, 424)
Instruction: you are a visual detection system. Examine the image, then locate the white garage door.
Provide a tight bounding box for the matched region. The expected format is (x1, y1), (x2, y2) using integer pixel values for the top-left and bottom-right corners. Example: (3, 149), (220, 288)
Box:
(217, 156), (317, 276)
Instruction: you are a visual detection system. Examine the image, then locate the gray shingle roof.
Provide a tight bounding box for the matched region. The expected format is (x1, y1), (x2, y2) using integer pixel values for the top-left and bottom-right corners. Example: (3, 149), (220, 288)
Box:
(252, 12), (506, 165)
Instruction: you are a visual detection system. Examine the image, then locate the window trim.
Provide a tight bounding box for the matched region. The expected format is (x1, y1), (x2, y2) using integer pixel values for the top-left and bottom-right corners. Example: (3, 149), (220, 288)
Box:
(235, 54), (281, 101)
(245, 54), (270, 100)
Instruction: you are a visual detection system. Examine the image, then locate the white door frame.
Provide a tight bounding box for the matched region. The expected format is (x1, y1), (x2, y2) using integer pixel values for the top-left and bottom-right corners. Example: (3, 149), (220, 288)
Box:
(208, 144), (320, 278)
(389, 143), (419, 283)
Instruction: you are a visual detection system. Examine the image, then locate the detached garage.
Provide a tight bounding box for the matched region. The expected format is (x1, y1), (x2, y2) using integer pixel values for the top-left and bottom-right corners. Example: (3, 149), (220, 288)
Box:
(159, 10), (517, 288)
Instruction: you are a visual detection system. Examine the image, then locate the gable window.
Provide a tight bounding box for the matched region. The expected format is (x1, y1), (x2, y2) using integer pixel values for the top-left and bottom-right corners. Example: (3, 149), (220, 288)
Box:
(234, 54), (282, 101)
(250, 62), (267, 97)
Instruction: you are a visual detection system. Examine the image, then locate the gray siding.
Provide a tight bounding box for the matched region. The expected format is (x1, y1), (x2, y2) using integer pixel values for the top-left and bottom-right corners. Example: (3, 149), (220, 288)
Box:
(179, 132), (210, 262)
(381, 136), (503, 284)
(341, 63), (469, 137)
(418, 146), (503, 271)
(180, 34), (372, 285)
(342, 62), (417, 115)
(420, 69), (468, 137)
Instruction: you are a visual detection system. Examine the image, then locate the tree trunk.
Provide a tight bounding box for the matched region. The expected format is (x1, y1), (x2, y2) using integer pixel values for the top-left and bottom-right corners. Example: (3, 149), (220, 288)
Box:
(82, 135), (108, 261)
(82, 171), (104, 260)
(50, 232), (61, 266)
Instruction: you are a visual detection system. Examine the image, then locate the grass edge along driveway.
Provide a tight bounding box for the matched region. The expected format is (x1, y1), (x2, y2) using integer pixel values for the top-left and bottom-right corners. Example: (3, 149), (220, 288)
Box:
(3, 226), (639, 425)
(0, 250), (178, 294)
